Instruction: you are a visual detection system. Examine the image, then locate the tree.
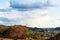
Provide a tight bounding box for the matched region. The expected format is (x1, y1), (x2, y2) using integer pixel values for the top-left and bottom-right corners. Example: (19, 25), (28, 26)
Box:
(0, 25), (8, 37)
(1, 25), (28, 40)
(8, 25), (28, 39)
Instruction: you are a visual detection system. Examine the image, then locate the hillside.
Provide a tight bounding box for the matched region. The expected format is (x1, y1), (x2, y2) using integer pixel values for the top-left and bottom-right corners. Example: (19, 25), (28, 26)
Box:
(0, 25), (60, 40)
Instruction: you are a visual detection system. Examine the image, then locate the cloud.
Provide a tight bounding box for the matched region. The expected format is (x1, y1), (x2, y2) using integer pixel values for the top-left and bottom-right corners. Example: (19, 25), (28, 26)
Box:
(0, 10), (22, 19)
(0, 10), (21, 25)
(10, 0), (56, 10)
(0, 9), (59, 28)
(0, 21), (4, 25)
(0, 0), (59, 28)
(0, 17), (14, 22)
(0, 9), (11, 12)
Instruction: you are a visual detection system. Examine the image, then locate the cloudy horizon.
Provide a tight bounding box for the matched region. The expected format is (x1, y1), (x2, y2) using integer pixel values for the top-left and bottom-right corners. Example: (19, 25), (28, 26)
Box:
(0, 0), (60, 28)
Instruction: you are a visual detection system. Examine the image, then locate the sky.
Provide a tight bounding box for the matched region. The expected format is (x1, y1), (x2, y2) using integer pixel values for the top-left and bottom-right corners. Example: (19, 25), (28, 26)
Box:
(0, 0), (60, 28)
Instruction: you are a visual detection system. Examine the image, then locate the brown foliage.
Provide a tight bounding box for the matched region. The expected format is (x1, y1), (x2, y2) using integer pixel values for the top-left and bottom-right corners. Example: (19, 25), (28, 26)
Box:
(8, 25), (27, 38)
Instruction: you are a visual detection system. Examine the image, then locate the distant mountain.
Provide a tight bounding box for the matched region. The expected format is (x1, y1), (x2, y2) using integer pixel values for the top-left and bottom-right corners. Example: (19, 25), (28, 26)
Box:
(55, 27), (60, 31)
(29, 27), (60, 32)
(46, 28), (55, 31)
(29, 27), (44, 32)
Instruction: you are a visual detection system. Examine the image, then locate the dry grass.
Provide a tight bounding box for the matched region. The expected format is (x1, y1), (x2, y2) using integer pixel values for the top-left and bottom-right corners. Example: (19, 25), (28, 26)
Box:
(0, 38), (13, 40)
(0, 37), (48, 40)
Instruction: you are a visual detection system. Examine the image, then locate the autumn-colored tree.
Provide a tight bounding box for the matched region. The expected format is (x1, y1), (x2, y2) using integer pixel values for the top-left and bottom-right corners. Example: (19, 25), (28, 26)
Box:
(20, 27), (33, 38)
(8, 25), (28, 38)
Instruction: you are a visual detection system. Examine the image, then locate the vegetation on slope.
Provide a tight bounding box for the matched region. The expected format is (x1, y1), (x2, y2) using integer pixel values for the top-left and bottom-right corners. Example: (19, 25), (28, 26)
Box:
(0, 25), (57, 40)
